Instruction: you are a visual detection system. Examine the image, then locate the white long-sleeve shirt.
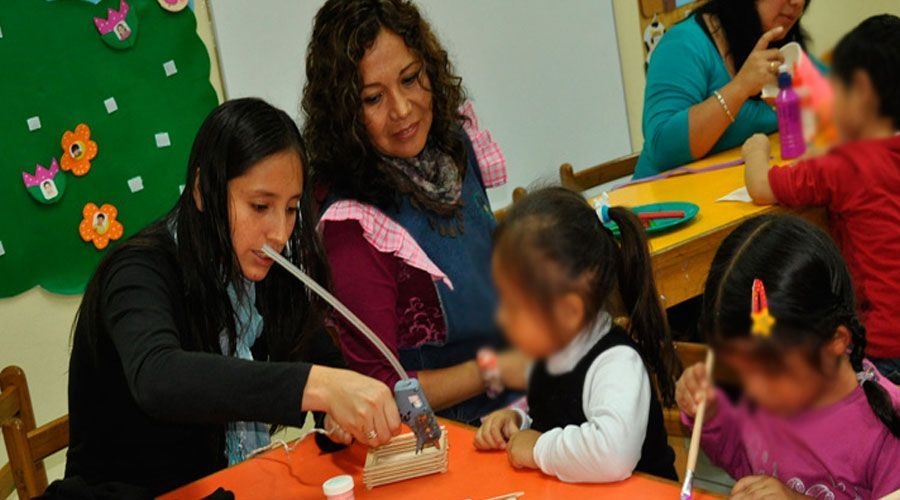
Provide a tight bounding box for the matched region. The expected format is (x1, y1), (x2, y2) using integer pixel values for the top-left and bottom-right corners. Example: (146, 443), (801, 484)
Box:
(515, 313), (652, 483)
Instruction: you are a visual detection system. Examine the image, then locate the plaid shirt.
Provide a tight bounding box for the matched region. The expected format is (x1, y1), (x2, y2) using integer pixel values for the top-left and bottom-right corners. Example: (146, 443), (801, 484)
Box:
(319, 102), (507, 287)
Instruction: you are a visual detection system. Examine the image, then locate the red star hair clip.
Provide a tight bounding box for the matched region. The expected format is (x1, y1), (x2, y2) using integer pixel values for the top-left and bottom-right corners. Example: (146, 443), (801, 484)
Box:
(750, 279), (776, 338)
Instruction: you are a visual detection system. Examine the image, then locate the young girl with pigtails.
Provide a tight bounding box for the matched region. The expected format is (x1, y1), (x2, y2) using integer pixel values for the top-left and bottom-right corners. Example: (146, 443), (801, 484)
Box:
(474, 187), (679, 483)
(677, 214), (900, 499)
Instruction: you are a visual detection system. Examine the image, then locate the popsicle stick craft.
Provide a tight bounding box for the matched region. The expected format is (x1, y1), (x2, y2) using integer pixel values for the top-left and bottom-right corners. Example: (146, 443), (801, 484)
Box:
(363, 427), (449, 489)
(260, 244), (448, 488)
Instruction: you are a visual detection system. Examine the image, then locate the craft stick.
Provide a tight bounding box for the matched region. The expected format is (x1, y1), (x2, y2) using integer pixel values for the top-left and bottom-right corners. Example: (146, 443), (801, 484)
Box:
(637, 210), (685, 221)
(680, 348), (715, 500)
(617, 158), (746, 189)
(483, 492), (525, 500)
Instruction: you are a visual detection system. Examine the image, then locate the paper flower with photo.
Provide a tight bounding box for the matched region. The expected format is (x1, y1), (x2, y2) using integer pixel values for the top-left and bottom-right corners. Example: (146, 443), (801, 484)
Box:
(60, 124), (98, 176)
(79, 202), (123, 250)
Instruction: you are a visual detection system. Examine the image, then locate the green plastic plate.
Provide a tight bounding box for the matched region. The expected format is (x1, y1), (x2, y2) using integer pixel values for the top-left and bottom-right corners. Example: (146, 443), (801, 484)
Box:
(604, 201), (700, 237)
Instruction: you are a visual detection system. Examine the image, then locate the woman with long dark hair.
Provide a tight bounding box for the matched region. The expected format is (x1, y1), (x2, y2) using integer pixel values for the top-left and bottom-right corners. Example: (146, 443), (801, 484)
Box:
(303, 0), (527, 425)
(63, 98), (400, 495)
(636, 0), (815, 178)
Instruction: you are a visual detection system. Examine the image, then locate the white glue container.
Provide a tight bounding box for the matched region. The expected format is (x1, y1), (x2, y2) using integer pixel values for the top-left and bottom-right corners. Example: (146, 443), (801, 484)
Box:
(322, 475), (355, 500)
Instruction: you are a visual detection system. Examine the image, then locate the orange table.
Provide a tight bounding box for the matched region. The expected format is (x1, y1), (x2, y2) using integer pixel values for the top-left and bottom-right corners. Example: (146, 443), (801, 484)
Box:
(162, 421), (724, 500)
(602, 140), (826, 308)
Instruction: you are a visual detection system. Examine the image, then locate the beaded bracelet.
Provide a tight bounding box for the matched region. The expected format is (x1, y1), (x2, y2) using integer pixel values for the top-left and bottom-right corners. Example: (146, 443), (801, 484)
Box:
(713, 90), (736, 123)
(476, 347), (504, 399)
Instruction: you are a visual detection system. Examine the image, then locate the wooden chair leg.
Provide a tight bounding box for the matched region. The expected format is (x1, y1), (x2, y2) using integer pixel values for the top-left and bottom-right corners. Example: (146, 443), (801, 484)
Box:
(3, 418), (48, 499)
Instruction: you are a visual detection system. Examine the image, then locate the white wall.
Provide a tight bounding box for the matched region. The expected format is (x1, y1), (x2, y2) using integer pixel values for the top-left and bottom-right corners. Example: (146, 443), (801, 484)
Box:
(211, 0), (632, 209)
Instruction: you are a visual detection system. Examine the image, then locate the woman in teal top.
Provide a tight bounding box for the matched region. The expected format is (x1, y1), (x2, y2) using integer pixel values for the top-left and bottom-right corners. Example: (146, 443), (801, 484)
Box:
(635, 0), (814, 178)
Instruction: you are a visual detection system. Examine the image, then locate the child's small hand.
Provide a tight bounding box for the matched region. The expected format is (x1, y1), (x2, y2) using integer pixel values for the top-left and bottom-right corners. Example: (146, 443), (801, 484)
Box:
(742, 133), (772, 160)
(731, 475), (809, 499)
(474, 409), (521, 450)
(675, 362), (718, 420)
(506, 429), (540, 469)
(324, 414), (354, 445)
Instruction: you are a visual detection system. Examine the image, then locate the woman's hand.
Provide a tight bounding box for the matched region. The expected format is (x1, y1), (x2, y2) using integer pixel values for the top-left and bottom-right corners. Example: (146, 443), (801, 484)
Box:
(675, 362), (718, 420)
(303, 366), (401, 446)
(506, 429), (540, 469)
(732, 26), (786, 98)
(474, 409), (522, 451)
(497, 350), (531, 391)
(732, 476), (810, 499)
(323, 414), (354, 445)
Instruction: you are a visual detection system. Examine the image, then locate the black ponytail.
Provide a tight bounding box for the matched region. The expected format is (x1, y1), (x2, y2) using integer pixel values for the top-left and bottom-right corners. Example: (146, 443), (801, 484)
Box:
(607, 207), (678, 406)
(494, 187), (679, 406)
(847, 316), (900, 437)
(703, 214), (900, 436)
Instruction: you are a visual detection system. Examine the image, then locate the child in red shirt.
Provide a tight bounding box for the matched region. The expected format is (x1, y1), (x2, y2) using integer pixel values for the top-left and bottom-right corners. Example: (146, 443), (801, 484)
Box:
(742, 15), (900, 382)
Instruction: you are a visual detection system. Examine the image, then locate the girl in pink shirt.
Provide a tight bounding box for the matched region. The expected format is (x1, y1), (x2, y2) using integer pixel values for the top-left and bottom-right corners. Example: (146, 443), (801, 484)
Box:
(677, 215), (900, 499)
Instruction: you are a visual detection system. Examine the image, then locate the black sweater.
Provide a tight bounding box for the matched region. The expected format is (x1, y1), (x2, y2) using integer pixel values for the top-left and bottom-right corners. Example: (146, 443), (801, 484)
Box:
(65, 231), (344, 495)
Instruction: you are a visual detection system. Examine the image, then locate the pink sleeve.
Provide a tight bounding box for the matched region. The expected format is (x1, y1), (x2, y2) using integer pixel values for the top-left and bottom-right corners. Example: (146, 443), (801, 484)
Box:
(871, 432), (900, 498)
(321, 220), (416, 388)
(767, 153), (852, 209)
(681, 389), (752, 479)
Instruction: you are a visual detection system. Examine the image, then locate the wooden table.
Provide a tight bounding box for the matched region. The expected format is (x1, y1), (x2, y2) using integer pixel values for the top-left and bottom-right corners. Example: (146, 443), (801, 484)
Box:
(603, 141), (826, 309)
(162, 421), (725, 500)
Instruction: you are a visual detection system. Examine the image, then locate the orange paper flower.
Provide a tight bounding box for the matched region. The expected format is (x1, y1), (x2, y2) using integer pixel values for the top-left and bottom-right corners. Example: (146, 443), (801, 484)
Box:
(79, 203), (123, 250)
(60, 124), (98, 176)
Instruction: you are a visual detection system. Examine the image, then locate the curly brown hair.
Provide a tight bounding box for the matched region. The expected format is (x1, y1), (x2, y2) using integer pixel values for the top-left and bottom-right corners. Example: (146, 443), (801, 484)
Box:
(302, 0), (469, 211)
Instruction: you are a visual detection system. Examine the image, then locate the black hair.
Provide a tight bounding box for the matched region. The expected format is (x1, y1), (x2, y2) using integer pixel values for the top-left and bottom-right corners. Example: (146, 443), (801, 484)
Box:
(76, 98), (330, 364)
(302, 0), (468, 214)
(493, 187), (679, 406)
(702, 214), (900, 437)
(695, 0), (810, 86)
(832, 14), (900, 128)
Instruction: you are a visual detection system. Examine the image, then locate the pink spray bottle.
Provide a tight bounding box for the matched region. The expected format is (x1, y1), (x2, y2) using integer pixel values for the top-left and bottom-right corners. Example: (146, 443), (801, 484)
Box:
(776, 64), (807, 159)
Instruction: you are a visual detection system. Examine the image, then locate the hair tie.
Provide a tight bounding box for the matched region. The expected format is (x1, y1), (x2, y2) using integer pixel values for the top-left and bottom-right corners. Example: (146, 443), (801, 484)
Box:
(593, 192), (612, 224)
(856, 365), (878, 386)
(750, 279), (775, 338)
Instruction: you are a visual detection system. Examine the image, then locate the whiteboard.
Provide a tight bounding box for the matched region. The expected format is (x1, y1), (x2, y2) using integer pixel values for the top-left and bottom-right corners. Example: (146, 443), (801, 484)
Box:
(210, 0), (631, 208)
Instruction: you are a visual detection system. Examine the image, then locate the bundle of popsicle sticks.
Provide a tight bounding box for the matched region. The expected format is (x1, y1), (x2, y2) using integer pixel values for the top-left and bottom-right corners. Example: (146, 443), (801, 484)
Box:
(363, 427), (449, 489)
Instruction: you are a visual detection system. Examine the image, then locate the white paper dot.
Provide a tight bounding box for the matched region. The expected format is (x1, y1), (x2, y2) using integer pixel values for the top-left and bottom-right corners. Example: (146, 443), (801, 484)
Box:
(127, 176), (144, 193)
(27, 116), (41, 131)
(0, 241), (5, 257)
(104, 97), (118, 114)
(155, 132), (171, 148)
(163, 60), (178, 77)
(178, 184), (185, 194)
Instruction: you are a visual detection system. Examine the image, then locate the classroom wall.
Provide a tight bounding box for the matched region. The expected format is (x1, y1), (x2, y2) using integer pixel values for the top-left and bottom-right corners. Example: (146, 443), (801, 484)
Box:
(614, 0), (900, 151)
(211, 0), (633, 209)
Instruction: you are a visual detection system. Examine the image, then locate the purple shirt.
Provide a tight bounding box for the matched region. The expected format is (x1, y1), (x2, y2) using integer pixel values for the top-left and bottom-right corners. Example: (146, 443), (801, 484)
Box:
(683, 374), (900, 498)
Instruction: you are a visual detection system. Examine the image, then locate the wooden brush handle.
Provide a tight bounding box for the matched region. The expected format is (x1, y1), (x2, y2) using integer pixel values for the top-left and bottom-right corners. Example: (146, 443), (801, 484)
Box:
(685, 348), (715, 473)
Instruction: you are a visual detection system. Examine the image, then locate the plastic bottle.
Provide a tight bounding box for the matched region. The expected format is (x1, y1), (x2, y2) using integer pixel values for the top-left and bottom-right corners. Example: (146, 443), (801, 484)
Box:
(323, 475), (355, 500)
(775, 64), (806, 159)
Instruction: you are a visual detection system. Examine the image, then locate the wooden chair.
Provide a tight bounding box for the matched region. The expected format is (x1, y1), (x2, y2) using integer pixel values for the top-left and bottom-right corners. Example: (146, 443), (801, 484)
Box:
(492, 187), (528, 222)
(1, 366), (69, 499)
(559, 152), (639, 192)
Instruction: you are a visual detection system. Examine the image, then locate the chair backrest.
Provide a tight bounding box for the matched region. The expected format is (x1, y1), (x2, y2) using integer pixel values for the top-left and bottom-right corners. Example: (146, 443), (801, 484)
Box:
(493, 187), (527, 222)
(559, 152), (639, 192)
(1, 366), (70, 499)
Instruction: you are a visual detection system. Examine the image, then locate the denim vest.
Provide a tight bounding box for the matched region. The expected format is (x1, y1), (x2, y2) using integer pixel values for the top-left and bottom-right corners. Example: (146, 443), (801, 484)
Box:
(325, 137), (522, 423)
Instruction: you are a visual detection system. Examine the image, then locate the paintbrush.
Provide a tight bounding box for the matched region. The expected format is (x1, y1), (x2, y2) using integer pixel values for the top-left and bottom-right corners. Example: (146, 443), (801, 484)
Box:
(680, 348), (715, 500)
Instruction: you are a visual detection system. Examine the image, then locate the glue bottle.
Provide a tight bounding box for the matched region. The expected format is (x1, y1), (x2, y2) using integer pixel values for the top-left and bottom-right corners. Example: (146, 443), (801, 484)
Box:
(775, 65), (806, 159)
(323, 475), (355, 500)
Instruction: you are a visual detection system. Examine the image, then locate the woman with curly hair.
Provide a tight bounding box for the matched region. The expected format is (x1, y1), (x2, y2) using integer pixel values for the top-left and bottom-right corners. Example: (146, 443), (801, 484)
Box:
(303, 0), (527, 424)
